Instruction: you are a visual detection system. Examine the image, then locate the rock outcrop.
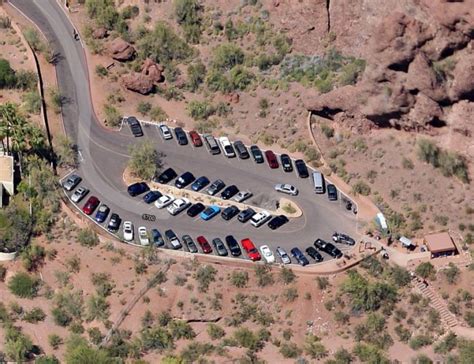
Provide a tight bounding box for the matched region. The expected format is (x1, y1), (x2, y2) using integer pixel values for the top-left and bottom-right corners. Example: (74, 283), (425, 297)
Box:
(92, 27), (108, 39)
(108, 38), (135, 61)
(122, 59), (165, 95)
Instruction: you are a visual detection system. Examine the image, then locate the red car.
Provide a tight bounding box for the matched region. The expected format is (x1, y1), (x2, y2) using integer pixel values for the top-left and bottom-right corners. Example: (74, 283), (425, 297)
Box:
(189, 130), (203, 147)
(241, 238), (261, 261)
(82, 196), (100, 215)
(197, 236), (212, 254)
(264, 150), (279, 169)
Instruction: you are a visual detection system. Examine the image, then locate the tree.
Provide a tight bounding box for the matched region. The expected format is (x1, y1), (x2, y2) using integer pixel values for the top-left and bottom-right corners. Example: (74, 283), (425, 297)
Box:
(444, 263), (460, 284)
(0, 58), (17, 88)
(65, 334), (112, 364)
(20, 244), (45, 271)
(3, 324), (34, 362)
(55, 135), (77, 168)
(415, 262), (436, 280)
(8, 272), (39, 298)
(103, 104), (122, 127)
(174, 0), (203, 43)
(128, 139), (161, 180)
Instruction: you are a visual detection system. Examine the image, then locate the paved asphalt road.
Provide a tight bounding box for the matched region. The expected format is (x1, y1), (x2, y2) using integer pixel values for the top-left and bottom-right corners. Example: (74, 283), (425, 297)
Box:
(10, 0), (358, 264)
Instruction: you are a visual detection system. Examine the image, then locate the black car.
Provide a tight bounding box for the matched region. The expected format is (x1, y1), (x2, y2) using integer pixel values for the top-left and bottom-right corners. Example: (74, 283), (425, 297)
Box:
(225, 235), (242, 257)
(327, 184), (338, 201)
(267, 215), (289, 230)
(221, 205), (240, 220)
(165, 229), (182, 249)
(143, 190), (162, 204)
(182, 235), (198, 253)
(128, 116), (143, 137)
(154, 168), (177, 184)
(187, 202), (206, 217)
(295, 159), (309, 178)
(151, 229), (165, 247)
(175, 172), (195, 189)
(290, 247), (309, 266)
(207, 179), (225, 196)
(174, 127), (188, 145)
(107, 213), (121, 232)
(280, 154), (293, 172)
(127, 182), (149, 196)
(314, 239), (343, 259)
(306, 246), (323, 262)
(221, 185), (239, 200)
(234, 141), (250, 159)
(212, 238), (228, 256)
(250, 145), (264, 163)
(238, 208), (256, 223)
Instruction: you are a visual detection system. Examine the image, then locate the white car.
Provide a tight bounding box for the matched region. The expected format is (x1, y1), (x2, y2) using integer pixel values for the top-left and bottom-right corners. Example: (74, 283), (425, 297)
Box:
(274, 183), (298, 196)
(123, 221), (134, 241)
(233, 190), (252, 203)
(158, 124), (173, 140)
(138, 226), (150, 246)
(167, 198), (191, 216)
(155, 194), (175, 209)
(260, 245), (275, 263)
(71, 186), (89, 203)
(218, 136), (236, 158)
(250, 210), (272, 227)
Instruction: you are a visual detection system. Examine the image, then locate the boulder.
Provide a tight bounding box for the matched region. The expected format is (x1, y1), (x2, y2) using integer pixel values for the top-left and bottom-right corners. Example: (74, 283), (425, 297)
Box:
(92, 27), (108, 39)
(141, 58), (164, 83)
(122, 73), (154, 94)
(448, 50), (474, 101)
(108, 38), (135, 61)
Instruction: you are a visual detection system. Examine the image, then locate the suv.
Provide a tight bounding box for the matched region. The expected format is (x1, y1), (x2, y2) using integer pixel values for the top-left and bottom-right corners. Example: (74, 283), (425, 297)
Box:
(182, 235), (198, 253)
(327, 184), (338, 201)
(154, 168), (177, 184)
(295, 159), (309, 178)
(238, 208), (255, 223)
(291, 247), (309, 266)
(107, 213), (121, 232)
(225, 235), (242, 256)
(128, 116), (143, 137)
(174, 127), (188, 145)
(276, 247), (291, 264)
(221, 185), (239, 200)
(127, 182), (149, 196)
(219, 137), (236, 158)
(332, 232), (356, 245)
(167, 198), (191, 215)
(206, 179), (225, 196)
(268, 215), (289, 230)
(165, 229), (182, 249)
(250, 210), (271, 227)
(189, 130), (202, 146)
(265, 150), (279, 169)
(306, 246), (323, 262)
(175, 172), (195, 188)
(212, 238), (228, 256)
(233, 141), (249, 159)
(221, 205), (240, 220)
(250, 145), (264, 163)
(191, 176), (210, 191)
(63, 174), (82, 191)
(280, 154), (293, 172)
(159, 124), (173, 140)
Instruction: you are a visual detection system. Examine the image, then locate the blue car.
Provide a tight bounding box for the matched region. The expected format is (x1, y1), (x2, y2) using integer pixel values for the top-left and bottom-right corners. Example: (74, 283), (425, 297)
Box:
(191, 176), (210, 191)
(200, 205), (221, 221)
(290, 247), (309, 266)
(143, 190), (162, 204)
(95, 204), (110, 223)
(151, 229), (165, 247)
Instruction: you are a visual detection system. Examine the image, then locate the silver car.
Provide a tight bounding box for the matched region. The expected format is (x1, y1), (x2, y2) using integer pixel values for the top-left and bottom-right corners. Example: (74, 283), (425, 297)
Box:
(63, 174), (82, 191)
(276, 247), (291, 264)
(233, 190), (252, 203)
(274, 183), (298, 196)
(71, 186), (89, 203)
(159, 124), (173, 140)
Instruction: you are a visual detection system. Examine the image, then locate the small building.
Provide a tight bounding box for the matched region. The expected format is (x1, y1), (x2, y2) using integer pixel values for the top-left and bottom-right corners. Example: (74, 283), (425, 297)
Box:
(0, 155), (14, 208)
(424, 232), (457, 258)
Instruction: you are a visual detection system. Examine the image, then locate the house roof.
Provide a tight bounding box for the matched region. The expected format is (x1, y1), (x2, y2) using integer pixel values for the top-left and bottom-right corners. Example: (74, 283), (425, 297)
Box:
(0, 155), (13, 183)
(424, 232), (456, 253)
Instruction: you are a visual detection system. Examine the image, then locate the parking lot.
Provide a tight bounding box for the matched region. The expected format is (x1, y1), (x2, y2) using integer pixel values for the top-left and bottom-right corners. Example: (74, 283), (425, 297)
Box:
(64, 121), (359, 265)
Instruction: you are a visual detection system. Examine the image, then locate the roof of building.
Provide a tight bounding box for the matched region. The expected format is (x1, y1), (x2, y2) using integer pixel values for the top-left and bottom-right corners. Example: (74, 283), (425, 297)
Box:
(0, 155), (13, 183)
(424, 232), (456, 253)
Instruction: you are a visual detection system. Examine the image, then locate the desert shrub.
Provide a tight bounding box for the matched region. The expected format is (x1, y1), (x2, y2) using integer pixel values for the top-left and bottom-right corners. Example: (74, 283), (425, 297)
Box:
(137, 21), (193, 65)
(320, 123), (334, 138)
(121, 5), (139, 19)
(354, 313), (393, 349)
(304, 334), (328, 359)
(207, 323), (225, 340)
(174, 0), (202, 43)
(85, 0), (119, 30)
(464, 311), (474, 327)
(187, 100), (215, 120)
(415, 262), (435, 280)
(4, 324), (34, 362)
(232, 327), (265, 351)
(0, 265), (6, 282)
(21, 91), (42, 114)
(0, 15), (11, 29)
(206, 69), (232, 93)
(137, 101), (152, 116)
(230, 271), (249, 288)
(443, 263), (460, 284)
(8, 272), (39, 298)
(15, 70), (38, 91)
(388, 266), (411, 287)
(23, 307), (46, 323)
(48, 333), (63, 349)
(279, 267), (296, 284)
(352, 180), (371, 196)
(283, 287), (299, 302)
(86, 295), (110, 322)
(254, 265), (274, 287)
(394, 324), (411, 342)
(64, 334), (112, 363)
(103, 104), (122, 127)
(77, 228), (99, 247)
(87, 327), (103, 345)
(434, 332), (457, 354)
(169, 320), (195, 339)
(194, 265), (217, 292)
(186, 62), (206, 91)
(23, 27), (43, 51)
(180, 342), (215, 362)
(316, 276), (330, 290)
(128, 139), (161, 180)
(52, 290), (84, 327)
(280, 342), (302, 358)
(339, 59), (366, 85)
(211, 43), (245, 70)
(402, 157), (414, 169)
(140, 326), (174, 351)
(95, 65), (108, 78)
(150, 105), (168, 121)
(91, 272), (115, 297)
(409, 334), (433, 350)
(21, 244), (45, 271)
(353, 343), (388, 363)
(229, 65), (254, 91)
(0, 58), (17, 88)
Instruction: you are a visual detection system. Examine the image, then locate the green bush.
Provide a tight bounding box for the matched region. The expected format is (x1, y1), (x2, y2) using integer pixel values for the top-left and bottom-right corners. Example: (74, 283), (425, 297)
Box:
(15, 70), (37, 91)
(280, 342), (302, 358)
(85, 0), (119, 30)
(48, 333), (63, 349)
(321, 123), (334, 138)
(206, 69), (231, 93)
(229, 271), (248, 288)
(409, 334), (433, 350)
(212, 43), (245, 70)
(23, 27), (43, 51)
(352, 180), (371, 196)
(0, 58), (17, 88)
(174, 0), (202, 43)
(187, 100), (215, 120)
(229, 65), (254, 91)
(103, 104), (122, 127)
(128, 139), (161, 180)
(150, 105), (168, 121)
(207, 323), (225, 340)
(8, 272), (39, 298)
(77, 228), (99, 247)
(186, 62), (206, 91)
(21, 91), (42, 114)
(415, 262), (435, 280)
(194, 265), (217, 292)
(23, 307), (46, 323)
(137, 101), (152, 116)
(255, 265), (274, 287)
(95, 65), (108, 78)
(304, 334), (328, 359)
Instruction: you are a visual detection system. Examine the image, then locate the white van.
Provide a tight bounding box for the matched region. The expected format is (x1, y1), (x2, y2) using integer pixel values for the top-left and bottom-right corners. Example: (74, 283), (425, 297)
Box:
(250, 210), (272, 227)
(312, 171), (325, 194)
